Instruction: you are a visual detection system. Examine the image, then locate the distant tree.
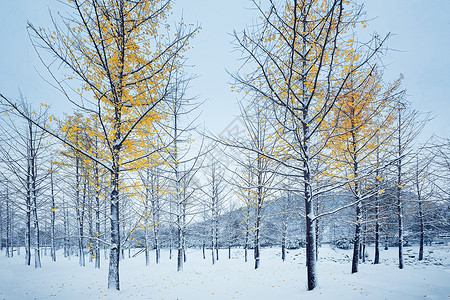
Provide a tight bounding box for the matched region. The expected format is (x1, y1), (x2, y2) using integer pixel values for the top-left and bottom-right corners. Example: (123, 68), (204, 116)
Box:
(326, 67), (399, 273)
(390, 99), (426, 269)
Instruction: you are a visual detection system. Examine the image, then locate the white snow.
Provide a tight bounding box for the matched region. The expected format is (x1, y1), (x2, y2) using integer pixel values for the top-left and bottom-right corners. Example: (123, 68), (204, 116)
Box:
(0, 245), (449, 299)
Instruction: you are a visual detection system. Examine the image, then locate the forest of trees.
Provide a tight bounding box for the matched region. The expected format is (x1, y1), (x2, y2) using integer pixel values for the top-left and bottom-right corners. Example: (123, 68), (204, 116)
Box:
(0, 0), (448, 293)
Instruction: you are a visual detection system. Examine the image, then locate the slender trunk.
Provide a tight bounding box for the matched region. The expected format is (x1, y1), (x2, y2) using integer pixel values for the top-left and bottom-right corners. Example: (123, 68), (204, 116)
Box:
(95, 188), (101, 269)
(75, 158), (84, 266)
(215, 212), (219, 261)
(299, 5), (318, 287)
(108, 172), (120, 290)
(397, 109), (404, 270)
(304, 182), (316, 289)
(303, 150), (317, 289)
(108, 143), (121, 289)
(50, 169), (56, 262)
(104, 193), (108, 259)
(152, 169), (160, 264)
(281, 216), (286, 262)
(415, 157), (424, 261)
(169, 224), (173, 260)
(351, 200), (361, 273)
(374, 193), (380, 264)
(210, 220), (215, 265)
(418, 200), (424, 261)
(177, 216), (183, 272)
(315, 202), (319, 261)
(32, 192), (41, 268)
(374, 146), (381, 264)
(89, 191), (94, 263)
(25, 156), (32, 266)
(63, 196), (69, 258)
(5, 193), (10, 258)
(202, 240), (205, 259)
(144, 186), (149, 266)
(385, 232), (389, 250)
(244, 224), (249, 263)
(182, 199), (187, 264)
(362, 223), (366, 263)
(32, 162), (41, 268)
(25, 219), (31, 266)
(244, 204), (249, 263)
(303, 120), (317, 289)
(254, 158), (263, 270)
(154, 226), (159, 264)
(9, 208), (14, 258)
(121, 218), (125, 261)
(350, 107), (360, 274)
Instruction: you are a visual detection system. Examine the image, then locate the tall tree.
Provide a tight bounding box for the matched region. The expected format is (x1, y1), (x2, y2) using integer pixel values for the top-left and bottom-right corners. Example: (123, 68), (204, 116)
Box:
(390, 99), (427, 269)
(326, 68), (399, 273)
(0, 0), (199, 290)
(232, 0), (387, 290)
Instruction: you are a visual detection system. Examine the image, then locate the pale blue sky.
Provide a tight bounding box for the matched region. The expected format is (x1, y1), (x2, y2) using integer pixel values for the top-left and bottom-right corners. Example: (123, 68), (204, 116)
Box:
(1, 0), (449, 140)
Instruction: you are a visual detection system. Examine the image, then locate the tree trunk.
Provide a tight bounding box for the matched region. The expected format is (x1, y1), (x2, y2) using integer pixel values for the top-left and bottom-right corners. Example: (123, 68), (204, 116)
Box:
(254, 158), (263, 270)
(254, 208), (261, 270)
(63, 196), (69, 259)
(89, 194), (94, 263)
(305, 191), (317, 290)
(152, 173), (160, 265)
(121, 219), (125, 261)
(351, 200), (361, 274)
(107, 154), (121, 290)
(281, 218), (286, 262)
(303, 153), (317, 289)
(202, 240), (205, 259)
(9, 207), (14, 258)
(362, 223), (366, 263)
(5, 193), (11, 258)
(384, 232), (389, 250)
(374, 193), (380, 264)
(315, 209), (319, 261)
(50, 169), (56, 262)
(95, 190), (101, 268)
(32, 174), (41, 268)
(25, 159), (32, 266)
(397, 106), (404, 270)
(210, 222), (215, 265)
(108, 188), (120, 290)
(215, 214), (219, 262)
(244, 229), (248, 263)
(177, 220), (183, 272)
(33, 197), (42, 268)
(418, 200), (424, 261)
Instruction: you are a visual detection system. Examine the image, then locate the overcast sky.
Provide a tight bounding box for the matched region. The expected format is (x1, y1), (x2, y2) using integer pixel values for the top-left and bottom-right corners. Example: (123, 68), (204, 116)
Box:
(1, 0), (449, 141)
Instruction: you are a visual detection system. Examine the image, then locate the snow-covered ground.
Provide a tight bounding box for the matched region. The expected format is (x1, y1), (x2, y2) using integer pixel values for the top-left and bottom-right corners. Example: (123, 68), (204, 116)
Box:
(0, 245), (449, 299)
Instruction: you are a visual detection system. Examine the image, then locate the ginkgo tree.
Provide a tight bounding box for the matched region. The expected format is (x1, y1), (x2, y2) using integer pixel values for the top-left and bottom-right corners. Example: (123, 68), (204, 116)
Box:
(228, 100), (280, 269)
(232, 0), (388, 290)
(0, 0), (199, 290)
(57, 113), (110, 269)
(324, 66), (401, 273)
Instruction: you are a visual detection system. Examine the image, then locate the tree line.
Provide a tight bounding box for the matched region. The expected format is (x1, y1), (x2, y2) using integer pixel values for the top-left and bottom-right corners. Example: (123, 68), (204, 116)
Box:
(0, 0), (448, 293)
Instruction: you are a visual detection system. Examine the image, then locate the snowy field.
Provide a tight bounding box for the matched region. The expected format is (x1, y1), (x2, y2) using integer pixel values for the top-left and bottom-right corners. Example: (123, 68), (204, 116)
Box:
(0, 245), (449, 300)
